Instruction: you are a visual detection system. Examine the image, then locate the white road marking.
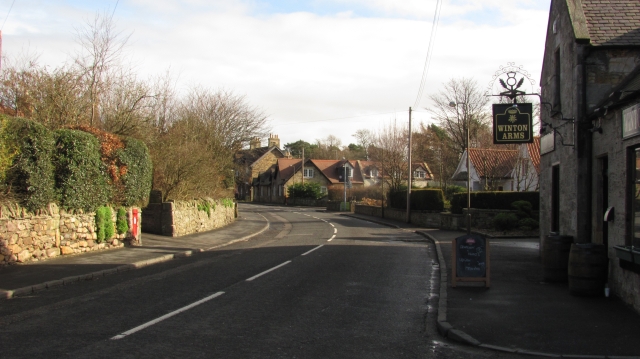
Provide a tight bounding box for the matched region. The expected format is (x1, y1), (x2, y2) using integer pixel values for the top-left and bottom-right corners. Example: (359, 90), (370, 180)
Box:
(333, 228), (337, 234)
(328, 235), (336, 242)
(246, 261), (292, 281)
(330, 223), (335, 227)
(111, 291), (225, 340)
(302, 245), (324, 256)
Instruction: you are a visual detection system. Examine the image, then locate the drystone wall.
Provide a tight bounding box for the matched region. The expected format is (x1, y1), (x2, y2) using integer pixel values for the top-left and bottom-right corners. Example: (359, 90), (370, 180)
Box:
(142, 199), (236, 237)
(0, 203), (140, 266)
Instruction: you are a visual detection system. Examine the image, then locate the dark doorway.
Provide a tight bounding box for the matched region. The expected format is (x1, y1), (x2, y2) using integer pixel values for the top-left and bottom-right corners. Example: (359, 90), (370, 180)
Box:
(551, 165), (560, 233)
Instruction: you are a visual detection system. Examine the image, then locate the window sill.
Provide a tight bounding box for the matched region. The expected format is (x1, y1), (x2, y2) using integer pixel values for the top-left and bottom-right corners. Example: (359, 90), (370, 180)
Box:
(615, 245), (640, 274)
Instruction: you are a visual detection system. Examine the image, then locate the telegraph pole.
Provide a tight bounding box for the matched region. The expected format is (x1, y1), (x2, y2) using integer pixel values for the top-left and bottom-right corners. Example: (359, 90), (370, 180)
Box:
(406, 107), (412, 223)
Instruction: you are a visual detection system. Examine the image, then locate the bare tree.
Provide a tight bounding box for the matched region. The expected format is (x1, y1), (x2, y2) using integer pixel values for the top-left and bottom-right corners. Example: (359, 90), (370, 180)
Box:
(427, 77), (492, 156)
(353, 128), (376, 160)
(369, 119), (408, 193)
(413, 123), (458, 192)
(73, 11), (131, 127)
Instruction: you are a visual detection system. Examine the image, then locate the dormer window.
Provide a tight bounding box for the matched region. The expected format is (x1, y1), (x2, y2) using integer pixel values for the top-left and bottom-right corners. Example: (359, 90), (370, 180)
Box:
(414, 170), (426, 179)
(370, 169), (378, 177)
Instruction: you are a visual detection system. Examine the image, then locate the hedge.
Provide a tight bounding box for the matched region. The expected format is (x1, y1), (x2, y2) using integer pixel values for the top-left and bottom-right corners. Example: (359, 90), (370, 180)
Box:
(388, 189), (445, 211)
(288, 182), (324, 199)
(117, 137), (153, 206)
(54, 129), (111, 211)
(450, 191), (539, 214)
(4, 117), (57, 211)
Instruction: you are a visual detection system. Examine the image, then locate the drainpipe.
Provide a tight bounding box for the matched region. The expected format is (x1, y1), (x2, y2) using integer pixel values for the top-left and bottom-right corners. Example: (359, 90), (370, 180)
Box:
(576, 44), (592, 243)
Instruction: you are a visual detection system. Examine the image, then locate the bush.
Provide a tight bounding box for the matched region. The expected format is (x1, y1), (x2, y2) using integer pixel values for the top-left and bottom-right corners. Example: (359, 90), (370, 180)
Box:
(511, 200), (533, 218)
(197, 200), (212, 218)
(493, 212), (518, 231)
(4, 117), (57, 211)
(388, 189), (445, 211)
(116, 207), (129, 235)
(54, 129), (111, 211)
(518, 217), (539, 231)
(117, 137), (152, 206)
(450, 191), (539, 214)
(327, 185), (382, 201)
(288, 182), (324, 199)
(95, 206), (115, 242)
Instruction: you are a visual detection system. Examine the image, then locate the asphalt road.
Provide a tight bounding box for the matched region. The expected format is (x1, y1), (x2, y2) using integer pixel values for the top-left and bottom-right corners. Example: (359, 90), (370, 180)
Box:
(0, 204), (521, 358)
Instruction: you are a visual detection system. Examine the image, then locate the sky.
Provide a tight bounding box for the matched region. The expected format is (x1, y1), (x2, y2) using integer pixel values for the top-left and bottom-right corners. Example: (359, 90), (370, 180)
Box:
(0, 0), (551, 150)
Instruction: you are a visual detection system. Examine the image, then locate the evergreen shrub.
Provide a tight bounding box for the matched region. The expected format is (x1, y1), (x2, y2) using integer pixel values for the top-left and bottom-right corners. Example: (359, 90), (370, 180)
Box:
(116, 207), (129, 234)
(493, 212), (519, 231)
(288, 182), (323, 199)
(4, 117), (57, 211)
(117, 137), (152, 206)
(54, 129), (111, 211)
(95, 206), (115, 242)
(388, 189), (445, 211)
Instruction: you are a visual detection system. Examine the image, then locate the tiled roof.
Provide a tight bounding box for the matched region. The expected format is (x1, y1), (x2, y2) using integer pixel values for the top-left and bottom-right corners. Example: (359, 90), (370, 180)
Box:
(581, 0), (640, 46)
(235, 146), (283, 166)
(310, 159), (364, 184)
(277, 158), (302, 182)
(468, 148), (518, 179)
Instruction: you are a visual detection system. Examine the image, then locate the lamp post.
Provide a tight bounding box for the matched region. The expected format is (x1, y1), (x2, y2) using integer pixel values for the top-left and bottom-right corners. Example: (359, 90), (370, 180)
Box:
(343, 158), (347, 210)
(450, 101), (471, 235)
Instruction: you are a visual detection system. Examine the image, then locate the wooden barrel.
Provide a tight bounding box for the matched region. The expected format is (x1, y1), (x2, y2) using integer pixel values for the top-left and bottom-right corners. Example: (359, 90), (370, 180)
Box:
(542, 234), (573, 282)
(568, 243), (608, 296)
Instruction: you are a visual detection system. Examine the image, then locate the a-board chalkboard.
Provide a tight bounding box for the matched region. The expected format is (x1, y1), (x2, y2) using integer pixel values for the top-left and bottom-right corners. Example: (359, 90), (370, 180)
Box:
(452, 234), (490, 287)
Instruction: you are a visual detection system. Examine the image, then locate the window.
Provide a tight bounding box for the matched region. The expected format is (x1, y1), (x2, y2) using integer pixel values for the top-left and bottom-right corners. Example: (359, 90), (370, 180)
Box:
(321, 186), (328, 194)
(304, 168), (314, 178)
(371, 169), (378, 177)
(414, 170), (425, 179)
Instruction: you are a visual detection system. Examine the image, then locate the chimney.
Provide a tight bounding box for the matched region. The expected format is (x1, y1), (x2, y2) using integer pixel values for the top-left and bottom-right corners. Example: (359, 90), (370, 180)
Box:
(268, 134), (281, 149)
(249, 137), (261, 150)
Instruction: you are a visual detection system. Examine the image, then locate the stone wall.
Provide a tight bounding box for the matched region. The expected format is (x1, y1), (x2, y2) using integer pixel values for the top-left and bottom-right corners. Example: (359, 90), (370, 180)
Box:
(142, 199), (236, 237)
(0, 203), (140, 266)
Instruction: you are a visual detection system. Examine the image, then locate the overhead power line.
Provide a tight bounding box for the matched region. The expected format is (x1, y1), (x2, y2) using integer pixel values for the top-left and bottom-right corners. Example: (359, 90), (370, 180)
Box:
(1, 0), (16, 31)
(413, 0), (442, 109)
(273, 110), (407, 127)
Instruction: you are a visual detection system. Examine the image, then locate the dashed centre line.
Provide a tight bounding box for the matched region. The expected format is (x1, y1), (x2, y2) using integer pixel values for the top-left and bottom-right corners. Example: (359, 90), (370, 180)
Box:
(246, 261), (292, 281)
(111, 291), (225, 340)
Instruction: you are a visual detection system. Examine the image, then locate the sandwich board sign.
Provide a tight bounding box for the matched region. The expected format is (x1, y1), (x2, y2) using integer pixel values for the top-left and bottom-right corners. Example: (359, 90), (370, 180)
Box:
(452, 234), (490, 288)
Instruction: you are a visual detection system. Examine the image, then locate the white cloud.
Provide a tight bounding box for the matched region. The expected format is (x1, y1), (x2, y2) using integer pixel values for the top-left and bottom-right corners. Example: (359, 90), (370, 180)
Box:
(0, 0), (551, 147)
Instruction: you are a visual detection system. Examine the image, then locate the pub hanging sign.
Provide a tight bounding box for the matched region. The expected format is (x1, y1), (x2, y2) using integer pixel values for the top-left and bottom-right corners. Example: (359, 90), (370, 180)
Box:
(492, 103), (534, 144)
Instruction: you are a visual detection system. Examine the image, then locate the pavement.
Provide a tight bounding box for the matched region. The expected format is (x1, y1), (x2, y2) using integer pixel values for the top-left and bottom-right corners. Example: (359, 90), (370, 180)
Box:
(1, 206), (640, 358)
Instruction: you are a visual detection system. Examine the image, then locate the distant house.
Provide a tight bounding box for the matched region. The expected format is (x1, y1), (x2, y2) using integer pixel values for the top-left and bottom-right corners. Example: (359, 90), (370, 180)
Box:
(234, 135), (285, 201)
(411, 162), (435, 188)
(451, 142), (540, 192)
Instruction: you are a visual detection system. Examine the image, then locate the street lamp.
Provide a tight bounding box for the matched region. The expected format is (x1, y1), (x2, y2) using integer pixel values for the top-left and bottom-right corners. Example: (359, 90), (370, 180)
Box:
(450, 101), (471, 235)
(343, 158), (347, 210)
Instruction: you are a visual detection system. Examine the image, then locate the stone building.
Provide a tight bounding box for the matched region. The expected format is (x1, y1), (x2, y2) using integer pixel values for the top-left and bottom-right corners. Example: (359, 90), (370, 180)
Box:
(539, 0), (640, 310)
(233, 135), (285, 201)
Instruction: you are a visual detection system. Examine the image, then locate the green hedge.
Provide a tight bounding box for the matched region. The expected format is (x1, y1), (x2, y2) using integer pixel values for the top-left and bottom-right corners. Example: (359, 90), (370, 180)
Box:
(450, 191), (539, 214)
(117, 137), (152, 206)
(4, 117), (57, 211)
(388, 189), (445, 211)
(54, 129), (111, 211)
(288, 182), (323, 199)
